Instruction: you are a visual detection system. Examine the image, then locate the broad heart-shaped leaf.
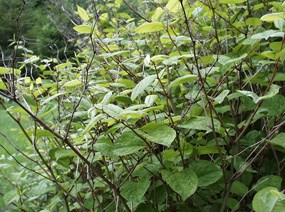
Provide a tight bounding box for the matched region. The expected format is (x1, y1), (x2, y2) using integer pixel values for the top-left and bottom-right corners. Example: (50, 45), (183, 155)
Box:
(121, 177), (150, 203)
(77, 5), (90, 21)
(168, 74), (198, 89)
(113, 129), (147, 156)
(253, 175), (282, 192)
(219, 0), (246, 4)
(136, 22), (164, 33)
(131, 75), (156, 101)
(73, 25), (92, 34)
(179, 116), (221, 133)
(139, 123), (176, 147)
(268, 133), (285, 152)
(161, 168), (198, 200)
(261, 12), (285, 22)
(252, 187), (285, 212)
(189, 160), (223, 187)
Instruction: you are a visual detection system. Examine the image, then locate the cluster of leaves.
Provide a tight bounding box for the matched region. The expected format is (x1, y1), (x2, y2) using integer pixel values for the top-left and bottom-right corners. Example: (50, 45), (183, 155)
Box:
(0, 0), (285, 211)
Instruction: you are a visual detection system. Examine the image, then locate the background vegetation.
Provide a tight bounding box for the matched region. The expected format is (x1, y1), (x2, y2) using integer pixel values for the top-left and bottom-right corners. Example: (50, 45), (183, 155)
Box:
(0, 0), (285, 211)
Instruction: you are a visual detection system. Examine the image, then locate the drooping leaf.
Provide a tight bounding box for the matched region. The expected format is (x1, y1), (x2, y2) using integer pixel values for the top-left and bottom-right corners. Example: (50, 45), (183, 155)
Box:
(251, 30), (284, 40)
(189, 160), (223, 187)
(136, 22), (164, 33)
(113, 129), (147, 156)
(121, 177), (150, 203)
(237, 84), (280, 104)
(73, 25), (92, 34)
(161, 168), (198, 200)
(260, 12), (285, 22)
(139, 123), (176, 147)
(131, 75), (156, 101)
(81, 114), (104, 135)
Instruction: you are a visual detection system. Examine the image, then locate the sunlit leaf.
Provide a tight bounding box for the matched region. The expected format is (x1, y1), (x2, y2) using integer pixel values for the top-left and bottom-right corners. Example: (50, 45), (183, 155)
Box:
(73, 25), (92, 34)
(77, 5), (90, 21)
(136, 22), (164, 33)
(260, 12), (285, 22)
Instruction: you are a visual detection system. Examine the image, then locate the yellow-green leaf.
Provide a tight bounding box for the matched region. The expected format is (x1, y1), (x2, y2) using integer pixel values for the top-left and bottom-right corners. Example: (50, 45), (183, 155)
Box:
(219, 0), (246, 4)
(136, 22), (164, 33)
(73, 25), (92, 34)
(63, 80), (82, 88)
(0, 67), (21, 75)
(77, 5), (90, 21)
(261, 12), (285, 22)
(166, 0), (181, 13)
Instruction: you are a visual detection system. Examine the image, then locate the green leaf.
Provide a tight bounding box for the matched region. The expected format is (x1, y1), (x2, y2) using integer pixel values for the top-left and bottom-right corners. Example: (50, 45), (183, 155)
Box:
(252, 187), (285, 212)
(214, 90), (230, 104)
(94, 136), (114, 156)
(3, 190), (19, 205)
(231, 181), (249, 196)
(131, 75), (156, 101)
(96, 103), (124, 118)
(179, 116), (221, 132)
(145, 95), (158, 107)
(192, 145), (226, 156)
(42, 93), (65, 105)
(77, 5), (90, 21)
(136, 22), (164, 33)
(161, 168), (198, 200)
(73, 25), (92, 34)
(189, 160), (223, 187)
(260, 12), (285, 22)
(113, 129), (146, 156)
(0, 78), (7, 90)
(168, 75), (198, 88)
(165, 0), (181, 13)
(62, 80), (82, 87)
(151, 7), (164, 21)
(253, 175), (282, 192)
(0, 67), (21, 75)
(139, 123), (176, 147)
(81, 114), (104, 135)
(121, 177), (150, 203)
(237, 84), (280, 104)
(251, 30), (284, 40)
(268, 133), (285, 152)
(245, 18), (262, 26)
(219, 0), (246, 4)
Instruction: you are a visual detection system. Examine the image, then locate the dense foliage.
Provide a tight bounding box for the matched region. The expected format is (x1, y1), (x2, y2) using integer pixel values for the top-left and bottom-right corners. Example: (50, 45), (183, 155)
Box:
(0, 0), (285, 211)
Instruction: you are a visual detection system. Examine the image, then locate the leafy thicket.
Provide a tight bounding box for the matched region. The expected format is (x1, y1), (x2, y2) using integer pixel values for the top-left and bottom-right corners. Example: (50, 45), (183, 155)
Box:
(0, 0), (285, 211)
